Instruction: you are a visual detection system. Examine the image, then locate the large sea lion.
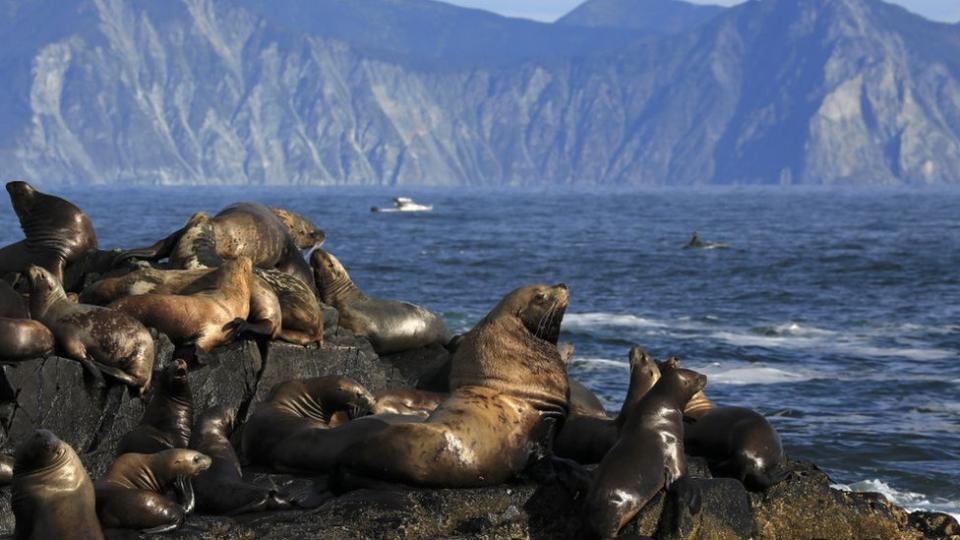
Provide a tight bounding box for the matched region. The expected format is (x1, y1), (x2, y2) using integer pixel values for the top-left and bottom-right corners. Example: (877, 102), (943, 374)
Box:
(310, 248), (451, 354)
(27, 265), (154, 395)
(122, 203), (318, 288)
(242, 376), (376, 471)
(341, 284), (569, 487)
(95, 449), (211, 532)
(118, 359), (193, 455)
(12, 429), (104, 540)
(0, 181), (98, 283)
(584, 367), (706, 538)
(191, 406), (291, 515)
(554, 347), (661, 464)
(109, 257), (253, 352)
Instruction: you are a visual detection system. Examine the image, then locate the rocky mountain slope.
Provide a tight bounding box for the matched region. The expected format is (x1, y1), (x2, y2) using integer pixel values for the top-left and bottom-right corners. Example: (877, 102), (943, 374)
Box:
(1, 0), (959, 186)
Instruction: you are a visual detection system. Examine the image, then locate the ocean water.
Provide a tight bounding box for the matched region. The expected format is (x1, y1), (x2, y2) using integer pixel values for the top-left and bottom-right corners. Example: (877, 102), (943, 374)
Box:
(1, 185), (958, 518)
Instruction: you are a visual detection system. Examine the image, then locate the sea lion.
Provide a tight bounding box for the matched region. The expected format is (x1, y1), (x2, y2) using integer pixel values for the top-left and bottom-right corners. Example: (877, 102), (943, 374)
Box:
(310, 248), (451, 354)
(372, 388), (446, 417)
(12, 429), (104, 540)
(95, 449), (212, 533)
(554, 347), (662, 464)
(117, 359), (193, 455)
(85, 264), (282, 341)
(0, 454), (13, 485)
(0, 280), (29, 318)
(253, 268), (324, 346)
(27, 265), (154, 395)
(109, 257), (253, 352)
(658, 356), (715, 419)
(0, 317), (55, 362)
(683, 231), (731, 250)
(341, 284), (569, 487)
(191, 406), (291, 515)
(122, 203), (316, 288)
(558, 343), (608, 418)
(0, 181), (98, 283)
(242, 376), (376, 471)
(269, 207), (326, 250)
(584, 367), (707, 538)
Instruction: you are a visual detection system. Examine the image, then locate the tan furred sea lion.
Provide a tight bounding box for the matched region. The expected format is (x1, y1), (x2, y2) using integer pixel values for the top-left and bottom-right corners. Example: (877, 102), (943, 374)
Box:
(12, 429), (104, 540)
(341, 284), (570, 487)
(0, 181), (98, 284)
(253, 268), (324, 346)
(117, 359), (193, 455)
(95, 449), (211, 533)
(554, 347), (662, 464)
(190, 406), (291, 515)
(310, 248), (451, 354)
(109, 257), (253, 352)
(242, 376), (376, 470)
(122, 203), (316, 289)
(84, 264), (282, 341)
(27, 265), (154, 395)
(269, 207), (326, 250)
(584, 367), (707, 538)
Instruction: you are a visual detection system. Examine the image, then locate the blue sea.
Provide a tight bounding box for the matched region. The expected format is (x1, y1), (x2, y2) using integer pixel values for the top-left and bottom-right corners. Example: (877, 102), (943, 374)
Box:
(2, 186), (958, 517)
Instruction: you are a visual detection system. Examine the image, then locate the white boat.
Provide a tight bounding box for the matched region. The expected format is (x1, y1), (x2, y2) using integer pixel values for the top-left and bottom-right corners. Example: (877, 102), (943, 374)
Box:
(371, 197), (433, 213)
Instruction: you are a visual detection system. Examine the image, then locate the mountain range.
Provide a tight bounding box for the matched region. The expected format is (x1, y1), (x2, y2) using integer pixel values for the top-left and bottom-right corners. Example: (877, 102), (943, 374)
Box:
(1, 0), (959, 186)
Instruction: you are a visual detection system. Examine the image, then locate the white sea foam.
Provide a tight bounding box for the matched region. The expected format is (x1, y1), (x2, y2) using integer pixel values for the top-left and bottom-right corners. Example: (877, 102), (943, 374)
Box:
(564, 312), (668, 330)
(570, 357), (627, 370)
(696, 366), (812, 385)
(833, 479), (960, 520)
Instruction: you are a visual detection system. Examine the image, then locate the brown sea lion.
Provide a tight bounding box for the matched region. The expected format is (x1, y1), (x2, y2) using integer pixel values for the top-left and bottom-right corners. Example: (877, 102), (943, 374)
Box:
(117, 359), (193, 455)
(554, 347), (661, 464)
(191, 406), (291, 515)
(27, 265), (154, 395)
(310, 248), (451, 354)
(122, 203), (316, 288)
(242, 376), (376, 471)
(341, 284), (569, 487)
(109, 257), (253, 352)
(95, 449), (212, 533)
(372, 388), (446, 417)
(0, 181), (98, 283)
(269, 207), (326, 250)
(683, 406), (786, 491)
(252, 268), (324, 346)
(0, 317), (55, 362)
(657, 356), (715, 419)
(584, 367), (707, 539)
(85, 264), (282, 342)
(12, 429), (104, 540)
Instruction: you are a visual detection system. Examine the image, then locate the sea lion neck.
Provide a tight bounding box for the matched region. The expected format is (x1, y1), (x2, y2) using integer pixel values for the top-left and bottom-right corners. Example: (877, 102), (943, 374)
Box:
(319, 267), (360, 304)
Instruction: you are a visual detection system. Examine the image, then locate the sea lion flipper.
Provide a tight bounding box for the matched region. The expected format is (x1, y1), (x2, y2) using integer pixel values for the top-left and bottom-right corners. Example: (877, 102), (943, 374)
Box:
(174, 474), (196, 515)
(140, 520), (182, 534)
(120, 226), (187, 263)
(91, 361), (141, 388)
(79, 357), (107, 388)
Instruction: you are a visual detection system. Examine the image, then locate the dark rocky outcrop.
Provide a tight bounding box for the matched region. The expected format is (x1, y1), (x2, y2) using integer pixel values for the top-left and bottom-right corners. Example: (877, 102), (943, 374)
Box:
(0, 329), (955, 539)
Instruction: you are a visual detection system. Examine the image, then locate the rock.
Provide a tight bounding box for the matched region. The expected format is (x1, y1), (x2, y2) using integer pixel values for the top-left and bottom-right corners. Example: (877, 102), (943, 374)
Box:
(908, 511), (960, 539)
(657, 477), (756, 540)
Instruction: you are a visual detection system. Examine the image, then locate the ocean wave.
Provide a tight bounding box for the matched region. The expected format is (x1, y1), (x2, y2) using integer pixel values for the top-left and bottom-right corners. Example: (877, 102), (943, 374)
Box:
(564, 312), (669, 330)
(696, 366), (812, 385)
(569, 357), (628, 370)
(833, 479), (960, 520)
(710, 331), (955, 361)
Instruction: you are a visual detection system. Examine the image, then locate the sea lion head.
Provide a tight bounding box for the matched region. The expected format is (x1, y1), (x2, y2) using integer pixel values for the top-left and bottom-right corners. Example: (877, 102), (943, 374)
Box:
(629, 347), (661, 385)
(656, 367), (708, 409)
(161, 359), (190, 394)
(499, 283), (569, 345)
(161, 449), (212, 477)
(25, 265), (64, 316)
(309, 248), (352, 299)
(13, 429), (72, 476)
(5, 181), (38, 219)
(271, 207), (326, 250)
(557, 342), (576, 364)
(317, 376), (376, 420)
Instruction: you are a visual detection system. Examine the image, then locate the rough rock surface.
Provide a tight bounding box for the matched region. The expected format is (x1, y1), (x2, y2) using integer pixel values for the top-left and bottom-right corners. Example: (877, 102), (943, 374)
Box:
(0, 330), (956, 539)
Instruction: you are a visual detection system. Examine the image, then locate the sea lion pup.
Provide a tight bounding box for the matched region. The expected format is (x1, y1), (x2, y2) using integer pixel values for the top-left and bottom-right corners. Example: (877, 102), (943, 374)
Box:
(372, 388), (446, 417)
(253, 268), (324, 346)
(12, 429), (104, 540)
(117, 359), (193, 455)
(95, 449), (212, 533)
(555, 347), (661, 464)
(242, 376), (377, 471)
(310, 248), (451, 354)
(269, 207), (326, 250)
(109, 257), (253, 352)
(0, 181), (98, 283)
(122, 203), (317, 288)
(341, 284), (570, 487)
(191, 406), (291, 515)
(27, 265), (154, 395)
(584, 367), (707, 539)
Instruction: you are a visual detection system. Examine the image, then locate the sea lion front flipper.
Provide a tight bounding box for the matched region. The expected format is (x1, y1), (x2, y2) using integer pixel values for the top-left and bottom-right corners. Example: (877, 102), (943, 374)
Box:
(91, 361), (139, 387)
(174, 475), (196, 514)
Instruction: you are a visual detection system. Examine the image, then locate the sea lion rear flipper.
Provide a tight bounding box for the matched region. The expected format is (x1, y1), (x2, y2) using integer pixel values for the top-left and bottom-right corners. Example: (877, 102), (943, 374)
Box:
(91, 361), (140, 389)
(79, 357), (107, 388)
(174, 474), (196, 514)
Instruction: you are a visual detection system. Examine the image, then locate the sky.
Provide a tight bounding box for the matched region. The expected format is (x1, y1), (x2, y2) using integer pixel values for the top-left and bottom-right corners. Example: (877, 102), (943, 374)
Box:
(445, 0), (960, 23)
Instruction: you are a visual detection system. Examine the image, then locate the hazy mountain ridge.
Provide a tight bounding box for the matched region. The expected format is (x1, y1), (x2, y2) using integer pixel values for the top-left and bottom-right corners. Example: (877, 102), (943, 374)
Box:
(2, 0), (959, 186)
